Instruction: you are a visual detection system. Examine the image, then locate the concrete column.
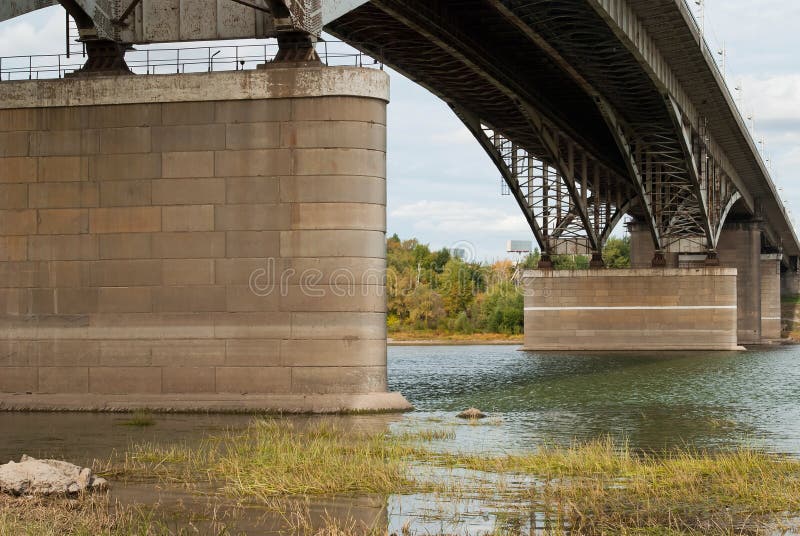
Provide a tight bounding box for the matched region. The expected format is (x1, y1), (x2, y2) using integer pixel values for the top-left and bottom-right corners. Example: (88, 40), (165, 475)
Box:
(717, 223), (762, 344)
(521, 268), (739, 351)
(630, 222), (765, 345)
(628, 222), (679, 268)
(760, 254), (782, 340)
(0, 67), (410, 412)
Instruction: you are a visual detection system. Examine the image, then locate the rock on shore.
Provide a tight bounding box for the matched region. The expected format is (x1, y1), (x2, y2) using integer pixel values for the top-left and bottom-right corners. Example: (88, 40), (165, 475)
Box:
(0, 455), (108, 496)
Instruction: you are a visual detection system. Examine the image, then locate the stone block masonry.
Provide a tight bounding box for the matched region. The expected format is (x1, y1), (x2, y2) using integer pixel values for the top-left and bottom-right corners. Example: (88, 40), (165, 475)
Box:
(522, 268), (739, 351)
(0, 67), (411, 412)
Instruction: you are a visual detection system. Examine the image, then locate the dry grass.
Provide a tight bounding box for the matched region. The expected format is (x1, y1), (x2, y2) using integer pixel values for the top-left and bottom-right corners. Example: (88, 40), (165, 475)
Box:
(117, 410), (156, 427)
(71, 423), (800, 534)
(427, 437), (800, 534)
(0, 493), (161, 536)
(103, 419), (449, 499)
(0, 493), (390, 536)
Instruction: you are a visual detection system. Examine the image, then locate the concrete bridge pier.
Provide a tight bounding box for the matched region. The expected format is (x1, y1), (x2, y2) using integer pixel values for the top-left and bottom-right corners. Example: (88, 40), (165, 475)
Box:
(760, 254), (782, 340)
(629, 221), (782, 345)
(0, 66), (411, 412)
(521, 267), (740, 351)
(522, 220), (786, 351)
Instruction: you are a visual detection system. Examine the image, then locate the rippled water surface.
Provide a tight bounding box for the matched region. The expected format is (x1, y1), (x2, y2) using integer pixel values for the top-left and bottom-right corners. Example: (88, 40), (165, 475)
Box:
(389, 344), (800, 455)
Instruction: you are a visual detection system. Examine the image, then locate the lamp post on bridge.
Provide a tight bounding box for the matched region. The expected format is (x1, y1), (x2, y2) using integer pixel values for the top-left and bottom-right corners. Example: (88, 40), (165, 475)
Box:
(694, 0), (705, 36)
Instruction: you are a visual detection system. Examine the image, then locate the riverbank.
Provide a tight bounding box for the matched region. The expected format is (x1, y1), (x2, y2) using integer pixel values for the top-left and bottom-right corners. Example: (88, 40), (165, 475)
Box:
(5, 418), (800, 535)
(388, 330), (522, 345)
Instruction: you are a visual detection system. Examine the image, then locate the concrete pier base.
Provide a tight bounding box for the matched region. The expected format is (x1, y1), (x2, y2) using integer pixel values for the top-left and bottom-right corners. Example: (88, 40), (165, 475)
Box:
(522, 268), (739, 351)
(0, 392), (412, 413)
(760, 254), (782, 340)
(0, 67), (410, 412)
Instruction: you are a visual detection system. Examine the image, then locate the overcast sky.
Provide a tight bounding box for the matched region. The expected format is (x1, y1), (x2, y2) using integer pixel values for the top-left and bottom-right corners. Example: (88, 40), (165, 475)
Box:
(1, 2), (798, 262)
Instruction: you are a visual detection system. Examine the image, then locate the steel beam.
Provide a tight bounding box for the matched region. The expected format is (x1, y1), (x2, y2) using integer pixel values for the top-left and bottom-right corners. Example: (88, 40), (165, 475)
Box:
(454, 107), (548, 252)
(0, 1), (58, 23)
(514, 100), (600, 252)
(594, 98), (662, 251)
(663, 94), (713, 248)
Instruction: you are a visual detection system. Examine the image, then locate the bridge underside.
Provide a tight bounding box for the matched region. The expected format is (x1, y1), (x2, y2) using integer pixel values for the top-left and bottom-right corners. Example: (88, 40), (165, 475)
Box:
(327, 1), (800, 276)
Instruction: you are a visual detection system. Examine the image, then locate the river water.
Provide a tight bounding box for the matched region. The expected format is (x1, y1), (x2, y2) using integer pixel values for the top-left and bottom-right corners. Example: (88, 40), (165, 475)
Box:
(3, 344), (800, 533)
(390, 344), (800, 456)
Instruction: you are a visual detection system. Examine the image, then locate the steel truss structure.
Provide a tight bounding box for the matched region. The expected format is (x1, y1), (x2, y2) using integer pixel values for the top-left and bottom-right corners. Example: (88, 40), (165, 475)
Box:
(455, 107), (633, 264)
(6, 0), (795, 264)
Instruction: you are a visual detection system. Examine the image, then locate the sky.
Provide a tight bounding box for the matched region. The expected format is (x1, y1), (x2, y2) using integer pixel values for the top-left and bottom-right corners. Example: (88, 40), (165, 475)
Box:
(0, 2), (798, 262)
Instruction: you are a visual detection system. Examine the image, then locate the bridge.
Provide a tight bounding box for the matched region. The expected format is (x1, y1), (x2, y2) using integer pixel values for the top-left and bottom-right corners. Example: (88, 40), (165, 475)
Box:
(0, 0), (794, 410)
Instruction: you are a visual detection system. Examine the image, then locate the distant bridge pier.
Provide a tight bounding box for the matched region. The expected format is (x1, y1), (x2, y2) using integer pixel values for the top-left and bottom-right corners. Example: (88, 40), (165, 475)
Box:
(522, 218), (786, 351)
(0, 66), (411, 412)
(521, 267), (740, 351)
(629, 221), (783, 345)
(760, 254), (782, 340)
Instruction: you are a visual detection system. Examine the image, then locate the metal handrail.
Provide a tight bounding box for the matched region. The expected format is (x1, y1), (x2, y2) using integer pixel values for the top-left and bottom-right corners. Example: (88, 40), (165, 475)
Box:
(0, 41), (381, 81)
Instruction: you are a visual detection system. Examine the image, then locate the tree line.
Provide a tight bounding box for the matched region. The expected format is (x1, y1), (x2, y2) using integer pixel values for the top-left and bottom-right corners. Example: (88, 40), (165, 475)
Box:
(386, 234), (631, 335)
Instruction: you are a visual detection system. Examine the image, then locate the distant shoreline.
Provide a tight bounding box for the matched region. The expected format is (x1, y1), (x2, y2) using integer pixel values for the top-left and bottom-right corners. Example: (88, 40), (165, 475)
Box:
(388, 332), (523, 346)
(388, 339), (522, 346)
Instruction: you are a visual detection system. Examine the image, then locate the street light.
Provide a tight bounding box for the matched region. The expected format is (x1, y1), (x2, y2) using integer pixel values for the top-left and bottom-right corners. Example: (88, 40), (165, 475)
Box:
(694, 0), (705, 36)
(209, 50), (221, 72)
(717, 43), (726, 78)
(734, 82), (743, 111)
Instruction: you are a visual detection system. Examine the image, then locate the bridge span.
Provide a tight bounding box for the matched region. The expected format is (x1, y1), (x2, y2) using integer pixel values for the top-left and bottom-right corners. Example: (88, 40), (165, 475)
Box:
(0, 0), (796, 410)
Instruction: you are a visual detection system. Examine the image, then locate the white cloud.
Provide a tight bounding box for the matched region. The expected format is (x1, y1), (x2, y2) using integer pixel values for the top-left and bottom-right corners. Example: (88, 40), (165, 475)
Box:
(428, 127), (475, 145)
(738, 74), (800, 122)
(0, 7), (65, 58)
(391, 200), (528, 234)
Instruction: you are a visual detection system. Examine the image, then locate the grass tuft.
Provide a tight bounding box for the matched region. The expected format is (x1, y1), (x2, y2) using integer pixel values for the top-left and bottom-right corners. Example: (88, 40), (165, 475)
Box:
(118, 410), (156, 427)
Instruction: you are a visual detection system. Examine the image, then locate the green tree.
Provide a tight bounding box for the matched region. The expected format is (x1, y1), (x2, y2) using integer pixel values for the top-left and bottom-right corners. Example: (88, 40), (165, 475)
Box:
(406, 286), (445, 329)
(603, 236), (631, 268)
(440, 258), (476, 316)
(479, 281), (524, 334)
(552, 254), (590, 270)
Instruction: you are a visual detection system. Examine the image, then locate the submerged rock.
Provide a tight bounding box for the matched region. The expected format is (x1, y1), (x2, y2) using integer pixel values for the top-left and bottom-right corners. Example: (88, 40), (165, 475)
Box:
(456, 407), (486, 419)
(0, 455), (108, 496)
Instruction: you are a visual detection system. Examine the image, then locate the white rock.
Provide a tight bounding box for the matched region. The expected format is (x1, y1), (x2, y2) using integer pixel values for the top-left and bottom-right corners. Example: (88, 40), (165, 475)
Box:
(0, 455), (108, 496)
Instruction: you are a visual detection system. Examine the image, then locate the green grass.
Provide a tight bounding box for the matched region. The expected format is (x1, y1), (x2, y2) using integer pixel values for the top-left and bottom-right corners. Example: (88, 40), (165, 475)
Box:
(117, 410), (156, 427)
(426, 437), (800, 534)
(104, 420), (449, 498)
(68, 422), (800, 534)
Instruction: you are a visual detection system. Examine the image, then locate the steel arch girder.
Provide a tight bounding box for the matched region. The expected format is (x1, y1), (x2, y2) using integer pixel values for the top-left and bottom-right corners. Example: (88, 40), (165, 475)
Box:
(712, 192), (742, 247)
(0, 1), (58, 23)
(594, 97), (663, 251)
(513, 100), (601, 252)
(453, 107), (548, 252)
(600, 197), (635, 245)
(663, 94), (714, 248)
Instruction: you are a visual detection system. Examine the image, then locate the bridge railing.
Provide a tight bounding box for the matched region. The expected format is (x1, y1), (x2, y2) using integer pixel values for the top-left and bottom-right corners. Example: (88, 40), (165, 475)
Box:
(679, 0), (751, 142)
(0, 41), (381, 81)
